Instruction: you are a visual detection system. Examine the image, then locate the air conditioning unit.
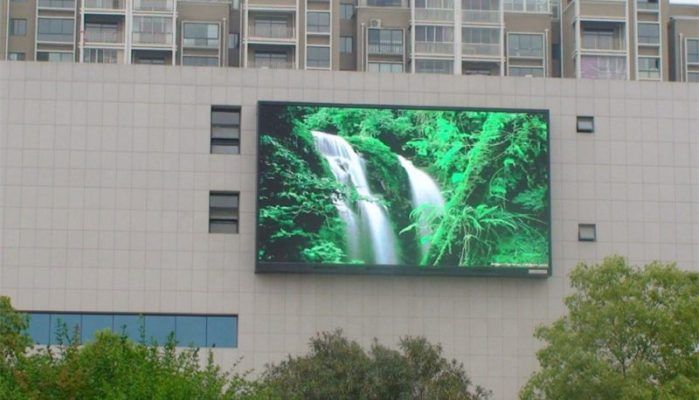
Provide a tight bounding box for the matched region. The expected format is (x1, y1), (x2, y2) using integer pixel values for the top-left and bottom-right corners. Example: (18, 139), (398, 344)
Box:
(369, 19), (382, 28)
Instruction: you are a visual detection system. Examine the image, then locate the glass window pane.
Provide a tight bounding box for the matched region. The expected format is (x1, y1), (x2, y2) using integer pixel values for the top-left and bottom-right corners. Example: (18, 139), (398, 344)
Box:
(209, 220), (238, 233)
(113, 314), (142, 341)
(28, 313), (51, 345)
(206, 316), (237, 348)
(211, 109), (240, 125)
(145, 315), (176, 344)
(211, 144), (240, 154)
(50, 314), (82, 344)
(175, 316), (206, 347)
(81, 314), (114, 343)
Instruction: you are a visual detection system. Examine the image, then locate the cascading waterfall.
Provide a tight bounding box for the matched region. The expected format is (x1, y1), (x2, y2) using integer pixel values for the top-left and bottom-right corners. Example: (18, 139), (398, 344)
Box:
(397, 156), (445, 259)
(312, 131), (399, 265)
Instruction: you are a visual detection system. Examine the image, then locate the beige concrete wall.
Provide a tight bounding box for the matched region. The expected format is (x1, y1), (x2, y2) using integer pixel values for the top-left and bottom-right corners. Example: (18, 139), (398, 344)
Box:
(1, 61), (698, 399)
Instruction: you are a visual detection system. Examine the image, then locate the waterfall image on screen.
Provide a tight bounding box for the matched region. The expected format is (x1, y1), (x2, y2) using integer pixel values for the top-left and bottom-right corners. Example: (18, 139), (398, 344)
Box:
(257, 104), (550, 272)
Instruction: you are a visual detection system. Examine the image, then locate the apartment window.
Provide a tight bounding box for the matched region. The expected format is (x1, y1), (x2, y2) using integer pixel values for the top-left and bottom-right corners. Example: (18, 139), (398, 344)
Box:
(183, 56), (219, 66)
(415, 26), (454, 43)
(637, 23), (659, 45)
(253, 51), (289, 68)
(37, 18), (74, 42)
(368, 62), (404, 73)
(26, 312), (238, 348)
(462, 27), (499, 56)
(37, 52), (73, 62)
(209, 191), (239, 234)
(228, 33), (239, 49)
(368, 29), (403, 55)
(83, 48), (118, 63)
(84, 23), (120, 43)
(133, 55), (166, 64)
(211, 106), (240, 154)
(253, 17), (289, 38)
(637, 57), (660, 79)
(415, 59), (453, 74)
(367, 0), (403, 6)
(688, 72), (699, 82)
(340, 36), (353, 53)
(307, 12), (330, 34)
(340, 3), (354, 19)
(183, 22), (219, 48)
(637, 0), (658, 10)
(687, 39), (699, 63)
(509, 66), (544, 77)
(578, 224), (596, 242)
(38, 0), (75, 8)
(508, 33), (543, 58)
(133, 16), (173, 45)
(503, 0), (548, 12)
(306, 46), (330, 69)
(581, 55), (626, 80)
(581, 24), (624, 51)
(9, 52), (26, 61)
(10, 19), (27, 36)
(576, 116), (594, 133)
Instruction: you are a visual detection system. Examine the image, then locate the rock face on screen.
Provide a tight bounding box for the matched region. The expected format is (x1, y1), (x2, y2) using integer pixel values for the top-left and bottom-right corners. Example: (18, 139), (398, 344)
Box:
(256, 103), (550, 276)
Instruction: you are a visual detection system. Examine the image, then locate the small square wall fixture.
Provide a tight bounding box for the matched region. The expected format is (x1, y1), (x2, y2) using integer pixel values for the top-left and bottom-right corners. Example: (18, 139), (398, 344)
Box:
(578, 224), (597, 242)
(576, 116), (595, 133)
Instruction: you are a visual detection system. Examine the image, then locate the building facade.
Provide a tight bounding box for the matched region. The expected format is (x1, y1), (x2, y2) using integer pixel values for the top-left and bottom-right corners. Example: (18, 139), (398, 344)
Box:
(1, 61), (699, 399)
(2, 0), (699, 81)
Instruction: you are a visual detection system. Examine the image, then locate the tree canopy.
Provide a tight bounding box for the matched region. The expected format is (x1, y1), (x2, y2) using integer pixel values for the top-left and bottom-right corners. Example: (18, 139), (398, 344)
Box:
(520, 256), (699, 400)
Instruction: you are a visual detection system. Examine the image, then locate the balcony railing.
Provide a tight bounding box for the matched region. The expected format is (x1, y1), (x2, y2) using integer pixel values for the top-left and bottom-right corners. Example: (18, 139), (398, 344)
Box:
(415, 41), (453, 54)
(183, 37), (219, 48)
(462, 10), (500, 24)
(84, 27), (124, 43)
(132, 32), (172, 45)
(415, 8), (454, 22)
(368, 43), (404, 55)
(84, 0), (125, 10)
(38, 0), (75, 9)
(249, 59), (294, 69)
(133, 0), (174, 12)
(248, 25), (295, 39)
(358, 0), (408, 7)
(462, 42), (499, 56)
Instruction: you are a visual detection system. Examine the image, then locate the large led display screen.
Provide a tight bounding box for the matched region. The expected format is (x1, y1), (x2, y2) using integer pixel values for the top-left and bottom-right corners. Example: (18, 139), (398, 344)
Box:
(256, 103), (550, 277)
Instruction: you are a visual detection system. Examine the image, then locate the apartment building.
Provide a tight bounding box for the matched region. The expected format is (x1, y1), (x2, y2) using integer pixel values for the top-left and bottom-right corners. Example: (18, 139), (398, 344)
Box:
(1, 1), (698, 76)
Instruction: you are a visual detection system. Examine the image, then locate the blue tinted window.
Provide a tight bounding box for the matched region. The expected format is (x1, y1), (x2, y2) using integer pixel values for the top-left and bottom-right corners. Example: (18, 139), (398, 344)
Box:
(81, 314), (114, 343)
(113, 315), (142, 342)
(145, 315), (176, 345)
(50, 314), (82, 345)
(175, 316), (206, 347)
(28, 313), (51, 345)
(206, 316), (237, 348)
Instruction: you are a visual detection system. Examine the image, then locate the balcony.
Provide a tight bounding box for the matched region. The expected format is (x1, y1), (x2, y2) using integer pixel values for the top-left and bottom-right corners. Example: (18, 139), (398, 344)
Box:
(38, 0), (75, 9)
(132, 32), (173, 46)
(248, 25), (295, 40)
(415, 41), (453, 54)
(84, 26), (124, 44)
(84, 0), (125, 11)
(368, 43), (404, 55)
(183, 37), (219, 49)
(133, 0), (174, 12)
(358, 0), (408, 7)
(415, 8), (454, 22)
(581, 34), (625, 52)
(462, 42), (500, 56)
(249, 59), (294, 69)
(462, 10), (500, 24)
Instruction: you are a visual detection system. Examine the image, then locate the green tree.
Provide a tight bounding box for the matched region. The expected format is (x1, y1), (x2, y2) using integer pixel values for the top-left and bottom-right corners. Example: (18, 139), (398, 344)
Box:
(262, 330), (491, 400)
(520, 256), (699, 400)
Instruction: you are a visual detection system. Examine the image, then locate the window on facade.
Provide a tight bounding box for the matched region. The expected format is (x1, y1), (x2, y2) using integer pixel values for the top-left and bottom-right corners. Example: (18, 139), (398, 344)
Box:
(368, 29), (403, 55)
(307, 12), (330, 33)
(368, 62), (404, 73)
(637, 57), (660, 79)
(83, 48), (118, 64)
(637, 0), (658, 10)
(37, 18), (74, 42)
(209, 191), (240, 234)
(183, 22), (219, 48)
(415, 26), (454, 43)
(211, 106), (241, 154)
(688, 72), (699, 82)
(253, 17), (289, 37)
(366, 0), (404, 6)
(133, 55), (166, 64)
(253, 51), (289, 68)
(306, 46), (330, 68)
(38, 0), (75, 8)
(84, 23), (120, 43)
(415, 59), (453, 74)
(509, 66), (544, 77)
(37, 52), (73, 62)
(9, 52), (26, 61)
(637, 23), (659, 45)
(581, 25), (624, 50)
(340, 3), (354, 19)
(578, 223), (597, 241)
(508, 33), (543, 58)
(340, 36), (353, 53)
(10, 19), (27, 36)
(133, 16), (172, 45)
(26, 312), (238, 348)
(576, 116), (594, 133)
(580, 55), (626, 79)
(183, 56), (219, 66)
(462, 27), (499, 55)
(686, 39), (699, 63)
(503, 0), (548, 12)
(228, 33), (239, 49)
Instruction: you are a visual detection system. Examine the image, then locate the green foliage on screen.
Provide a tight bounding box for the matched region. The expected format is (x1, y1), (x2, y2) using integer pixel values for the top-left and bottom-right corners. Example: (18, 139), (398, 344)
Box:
(257, 104), (549, 270)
